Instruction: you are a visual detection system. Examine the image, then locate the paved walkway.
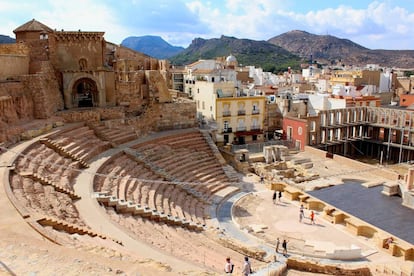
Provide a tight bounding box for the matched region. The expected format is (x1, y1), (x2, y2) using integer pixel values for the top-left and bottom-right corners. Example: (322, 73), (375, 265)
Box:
(219, 174), (411, 274)
(0, 139), (49, 241)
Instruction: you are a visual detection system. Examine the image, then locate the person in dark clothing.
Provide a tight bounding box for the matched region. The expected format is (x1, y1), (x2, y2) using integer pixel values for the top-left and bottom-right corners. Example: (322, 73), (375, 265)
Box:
(282, 239), (288, 256)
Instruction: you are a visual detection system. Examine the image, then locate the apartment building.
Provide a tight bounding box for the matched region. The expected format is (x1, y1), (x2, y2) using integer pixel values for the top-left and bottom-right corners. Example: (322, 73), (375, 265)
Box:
(182, 57), (267, 145)
(216, 90), (266, 145)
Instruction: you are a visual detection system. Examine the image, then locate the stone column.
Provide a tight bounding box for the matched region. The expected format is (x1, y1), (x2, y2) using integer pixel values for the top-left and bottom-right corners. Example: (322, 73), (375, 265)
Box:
(406, 168), (414, 190)
(63, 89), (73, 109)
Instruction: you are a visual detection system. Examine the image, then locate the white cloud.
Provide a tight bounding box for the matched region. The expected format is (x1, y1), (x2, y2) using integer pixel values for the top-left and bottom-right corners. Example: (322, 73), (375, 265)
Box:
(184, 0), (414, 49)
(36, 0), (129, 43)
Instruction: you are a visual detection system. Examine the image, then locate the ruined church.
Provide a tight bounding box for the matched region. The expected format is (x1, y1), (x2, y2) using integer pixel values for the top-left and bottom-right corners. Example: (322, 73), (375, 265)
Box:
(0, 19), (195, 144)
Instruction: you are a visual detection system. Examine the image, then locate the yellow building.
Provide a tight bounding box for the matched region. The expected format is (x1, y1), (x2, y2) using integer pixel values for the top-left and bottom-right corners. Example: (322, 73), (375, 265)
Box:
(216, 92), (266, 145)
(185, 58), (266, 145)
(330, 70), (363, 87)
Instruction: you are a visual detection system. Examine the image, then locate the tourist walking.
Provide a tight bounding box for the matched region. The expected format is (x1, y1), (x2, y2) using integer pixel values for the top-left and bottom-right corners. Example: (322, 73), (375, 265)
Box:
(224, 257), (234, 274)
(272, 191), (277, 204)
(310, 210), (315, 224)
(242, 256), (252, 276)
(282, 239), (288, 256)
(299, 204), (304, 223)
(278, 191), (282, 203)
(275, 237), (280, 253)
(260, 175), (264, 184)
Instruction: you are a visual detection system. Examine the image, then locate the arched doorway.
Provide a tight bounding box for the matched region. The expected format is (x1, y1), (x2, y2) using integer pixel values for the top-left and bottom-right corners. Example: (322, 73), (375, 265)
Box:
(72, 78), (98, 108)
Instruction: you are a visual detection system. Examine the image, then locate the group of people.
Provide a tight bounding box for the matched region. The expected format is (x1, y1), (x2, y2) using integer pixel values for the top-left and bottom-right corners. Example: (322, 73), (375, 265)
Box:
(224, 256), (252, 275)
(299, 204), (316, 224)
(275, 237), (289, 257)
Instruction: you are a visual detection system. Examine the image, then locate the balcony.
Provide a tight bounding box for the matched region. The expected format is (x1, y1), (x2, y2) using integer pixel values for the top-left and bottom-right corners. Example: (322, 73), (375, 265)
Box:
(237, 110), (246, 116)
(222, 110), (231, 117)
(222, 127), (233, 133)
(252, 109), (260, 115)
(236, 126), (247, 132)
(250, 126), (261, 131)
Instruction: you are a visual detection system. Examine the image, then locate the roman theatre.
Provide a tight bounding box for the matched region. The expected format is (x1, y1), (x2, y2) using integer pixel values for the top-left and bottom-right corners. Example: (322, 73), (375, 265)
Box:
(0, 20), (413, 275)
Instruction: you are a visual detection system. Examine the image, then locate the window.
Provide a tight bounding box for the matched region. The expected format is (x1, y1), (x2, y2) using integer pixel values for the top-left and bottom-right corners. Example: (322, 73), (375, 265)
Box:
(287, 127), (293, 140)
(202, 101), (205, 110)
(224, 121), (229, 131)
(252, 102), (259, 114)
(310, 121), (316, 132)
(79, 58), (87, 70)
(237, 119), (246, 131)
(238, 102), (246, 115)
(251, 118), (259, 130)
(298, 127), (303, 135)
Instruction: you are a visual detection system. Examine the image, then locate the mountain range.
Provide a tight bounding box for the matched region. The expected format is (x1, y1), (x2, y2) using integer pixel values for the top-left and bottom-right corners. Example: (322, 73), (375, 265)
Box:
(268, 30), (414, 68)
(2, 31), (414, 70)
(121, 35), (184, 59)
(120, 31), (414, 70)
(0, 35), (15, 43)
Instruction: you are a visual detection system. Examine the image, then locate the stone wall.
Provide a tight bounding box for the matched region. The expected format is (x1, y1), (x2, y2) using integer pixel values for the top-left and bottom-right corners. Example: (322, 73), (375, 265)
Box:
(57, 107), (125, 123)
(0, 44), (30, 80)
(116, 70), (147, 109)
(127, 102), (197, 135)
(19, 63), (64, 119)
(0, 55), (29, 80)
(145, 70), (172, 103)
(287, 258), (371, 275)
(116, 47), (148, 69)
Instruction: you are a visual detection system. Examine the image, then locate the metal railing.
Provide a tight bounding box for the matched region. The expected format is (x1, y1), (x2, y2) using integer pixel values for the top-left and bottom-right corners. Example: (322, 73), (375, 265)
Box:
(222, 111), (231, 117)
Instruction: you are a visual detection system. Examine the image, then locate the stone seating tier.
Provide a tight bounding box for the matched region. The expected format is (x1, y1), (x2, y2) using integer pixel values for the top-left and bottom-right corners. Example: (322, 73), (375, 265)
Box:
(91, 124), (138, 145)
(10, 173), (84, 226)
(36, 216), (122, 244)
(43, 125), (112, 164)
(19, 171), (80, 200)
(97, 195), (204, 232)
(14, 143), (81, 191)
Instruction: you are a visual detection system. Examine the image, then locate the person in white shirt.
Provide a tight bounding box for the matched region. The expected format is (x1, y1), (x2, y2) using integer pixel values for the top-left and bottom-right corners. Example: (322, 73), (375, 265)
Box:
(224, 257), (233, 274)
(242, 256), (251, 276)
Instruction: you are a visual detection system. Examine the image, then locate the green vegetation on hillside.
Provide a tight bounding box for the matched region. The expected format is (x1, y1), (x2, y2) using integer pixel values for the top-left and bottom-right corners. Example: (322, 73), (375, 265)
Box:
(169, 36), (303, 73)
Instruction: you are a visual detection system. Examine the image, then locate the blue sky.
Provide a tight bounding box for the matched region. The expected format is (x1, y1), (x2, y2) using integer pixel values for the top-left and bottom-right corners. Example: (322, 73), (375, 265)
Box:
(1, 0), (414, 49)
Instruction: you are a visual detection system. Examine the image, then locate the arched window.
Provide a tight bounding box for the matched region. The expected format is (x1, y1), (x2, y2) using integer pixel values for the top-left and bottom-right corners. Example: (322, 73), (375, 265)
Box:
(79, 58), (87, 70)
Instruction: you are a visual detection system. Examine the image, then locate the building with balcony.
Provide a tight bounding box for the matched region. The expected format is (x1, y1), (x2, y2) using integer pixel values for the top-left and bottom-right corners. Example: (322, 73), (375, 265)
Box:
(216, 90), (266, 145)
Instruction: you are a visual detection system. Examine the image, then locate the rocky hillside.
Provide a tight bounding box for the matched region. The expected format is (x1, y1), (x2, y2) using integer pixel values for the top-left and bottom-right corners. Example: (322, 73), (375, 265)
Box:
(268, 30), (414, 68)
(121, 35), (184, 59)
(169, 35), (302, 73)
(0, 35), (15, 43)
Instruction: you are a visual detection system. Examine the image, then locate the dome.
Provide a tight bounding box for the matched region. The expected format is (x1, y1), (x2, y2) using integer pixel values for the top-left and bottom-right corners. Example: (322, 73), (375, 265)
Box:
(225, 54), (238, 67)
(226, 54), (237, 63)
